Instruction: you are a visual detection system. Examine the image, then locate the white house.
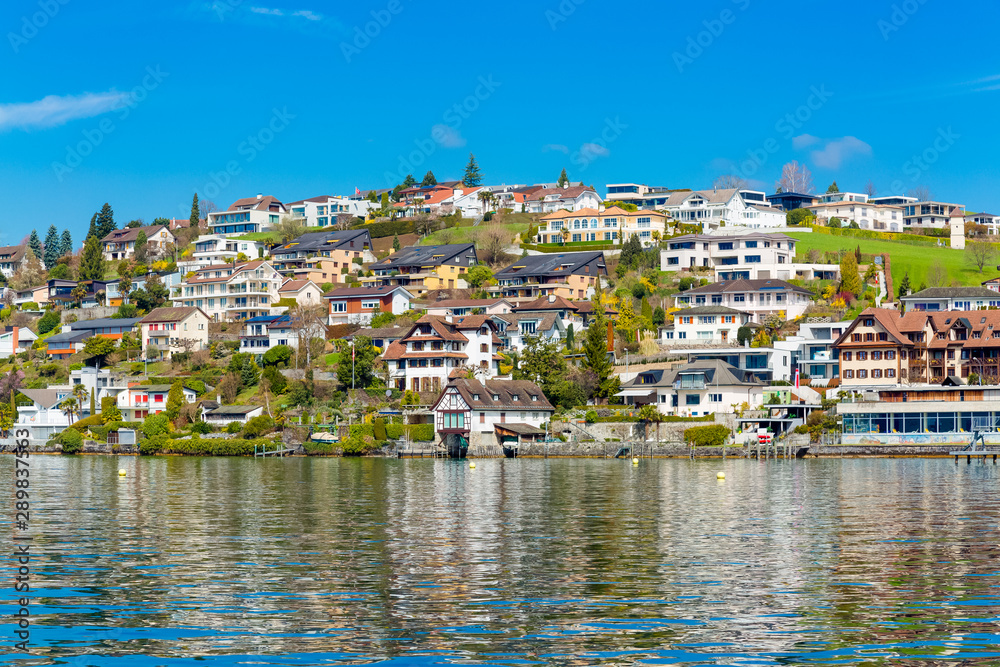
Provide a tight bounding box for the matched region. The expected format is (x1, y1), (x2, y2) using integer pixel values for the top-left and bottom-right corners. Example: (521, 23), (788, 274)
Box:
(15, 388), (73, 442)
(423, 298), (514, 318)
(660, 306), (752, 346)
(382, 315), (503, 394)
(661, 232), (797, 271)
(278, 279), (323, 306)
(615, 360), (764, 418)
(903, 201), (965, 230)
(201, 404), (264, 426)
(661, 189), (785, 230)
(672, 347), (794, 383)
(899, 287), (1000, 312)
(524, 186), (603, 214)
(806, 201), (903, 231)
(777, 319), (853, 387)
(0, 326), (37, 358)
(139, 307), (211, 360)
(432, 378), (555, 450)
(179, 234), (270, 272)
(286, 195), (374, 226)
(70, 366), (129, 416)
(101, 225), (175, 262)
(208, 195), (288, 236)
(673, 279), (814, 323)
(172, 260), (284, 322)
(117, 383), (198, 421)
(240, 314), (297, 354)
(0, 245), (28, 279)
(493, 312), (566, 352)
(967, 212), (1000, 235)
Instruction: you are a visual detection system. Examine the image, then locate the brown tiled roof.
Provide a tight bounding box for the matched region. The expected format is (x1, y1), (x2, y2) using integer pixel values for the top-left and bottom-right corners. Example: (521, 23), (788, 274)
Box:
(426, 298), (510, 309)
(442, 379), (554, 411)
(324, 285), (409, 299)
(526, 186), (596, 201)
(514, 295), (579, 312)
(382, 340), (406, 360)
(0, 245), (26, 262)
(228, 196), (284, 212)
(279, 279), (312, 292)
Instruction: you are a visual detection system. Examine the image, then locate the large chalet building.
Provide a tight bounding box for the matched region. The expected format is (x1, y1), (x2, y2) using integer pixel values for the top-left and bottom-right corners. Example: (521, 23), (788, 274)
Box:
(834, 307), (1000, 387)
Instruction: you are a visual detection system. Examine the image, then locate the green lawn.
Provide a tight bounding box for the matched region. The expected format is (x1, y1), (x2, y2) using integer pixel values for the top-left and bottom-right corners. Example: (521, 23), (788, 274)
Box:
(234, 232), (282, 244)
(419, 221), (532, 246)
(788, 233), (998, 291)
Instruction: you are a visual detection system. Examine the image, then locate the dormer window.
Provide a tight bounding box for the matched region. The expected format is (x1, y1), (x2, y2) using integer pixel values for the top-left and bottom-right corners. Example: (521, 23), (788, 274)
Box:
(511, 395), (518, 401)
(473, 394), (480, 400)
(492, 394), (500, 401)
(531, 395), (538, 401)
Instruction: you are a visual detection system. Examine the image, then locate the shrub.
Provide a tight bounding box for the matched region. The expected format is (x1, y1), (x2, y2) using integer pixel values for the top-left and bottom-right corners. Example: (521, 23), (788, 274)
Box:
(141, 413), (172, 438)
(226, 421), (242, 434)
(684, 424), (731, 447)
(69, 414), (104, 432)
(262, 344), (293, 367)
(186, 379), (206, 395)
(55, 428), (83, 454)
(242, 415), (274, 438)
(192, 421), (213, 434)
(101, 396), (122, 424)
(38, 363), (62, 377)
(21, 303), (39, 311)
(37, 310), (61, 335)
(373, 417), (387, 441)
(69, 363), (84, 371)
(262, 366), (286, 394)
(585, 410), (598, 424)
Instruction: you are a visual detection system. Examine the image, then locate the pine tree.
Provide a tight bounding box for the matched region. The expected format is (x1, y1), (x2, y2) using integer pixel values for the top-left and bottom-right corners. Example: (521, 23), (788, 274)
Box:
(463, 153), (483, 187)
(80, 235), (105, 282)
(898, 272), (912, 299)
(557, 168), (569, 188)
(59, 229), (73, 257)
(86, 212), (98, 240)
(840, 252), (862, 297)
(855, 244), (862, 264)
(565, 324), (575, 350)
(42, 225), (60, 269)
(89, 388), (95, 418)
(165, 380), (184, 420)
(95, 202), (116, 239)
(27, 230), (42, 259)
(641, 296), (652, 324)
(421, 171), (437, 187)
(190, 194), (200, 228)
(652, 306), (665, 326)
(402, 174), (417, 188)
(392, 234), (401, 252)
(583, 304), (616, 399)
(134, 230), (148, 264)
(827, 181), (840, 193)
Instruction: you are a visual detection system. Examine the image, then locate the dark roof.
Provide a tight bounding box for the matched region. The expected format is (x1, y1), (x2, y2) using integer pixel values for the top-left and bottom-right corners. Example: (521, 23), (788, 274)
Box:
(0, 245), (26, 262)
(495, 423), (546, 435)
(70, 317), (142, 331)
(347, 326), (411, 341)
(206, 405), (261, 415)
(620, 359), (763, 389)
(372, 243), (478, 270)
(101, 225), (170, 244)
(494, 312), (564, 333)
(495, 251), (606, 279)
(45, 330), (89, 345)
(426, 298), (510, 309)
(440, 379), (555, 412)
(902, 287), (1000, 300)
(140, 307), (205, 323)
(17, 389), (62, 408)
(273, 229), (371, 255)
(680, 279), (813, 296)
(243, 314), (292, 325)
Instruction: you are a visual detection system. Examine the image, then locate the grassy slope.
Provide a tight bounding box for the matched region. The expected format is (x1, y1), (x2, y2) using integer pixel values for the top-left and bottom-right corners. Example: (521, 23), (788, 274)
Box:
(788, 232), (997, 290)
(419, 221), (532, 246)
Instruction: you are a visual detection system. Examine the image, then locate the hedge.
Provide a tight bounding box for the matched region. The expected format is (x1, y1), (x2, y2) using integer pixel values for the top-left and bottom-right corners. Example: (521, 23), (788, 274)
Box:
(142, 435), (281, 456)
(355, 218), (415, 239)
(384, 423), (434, 441)
(683, 424), (731, 447)
(522, 241), (621, 254)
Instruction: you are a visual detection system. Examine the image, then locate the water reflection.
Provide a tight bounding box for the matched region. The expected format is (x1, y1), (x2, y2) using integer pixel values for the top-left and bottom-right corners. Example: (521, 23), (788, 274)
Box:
(2, 456), (999, 665)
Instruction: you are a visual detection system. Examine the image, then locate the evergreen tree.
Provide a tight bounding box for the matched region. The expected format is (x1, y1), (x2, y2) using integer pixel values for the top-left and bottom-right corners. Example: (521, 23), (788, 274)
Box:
(59, 229), (73, 257)
(190, 194), (200, 228)
(368, 190), (378, 203)
(557, 168), (569, 188)
(839, 252), (862, 297)
(165, 380), (184, 420)
(421, 171), (437, 187)
(583, 306), (616, 399)
(402, 174), (417, 188)
(855, 244), (862, 264)
(463, 153), (483, 187)
(95, 202), (116, 239)
(86, 212), (98, 240)
(898, 272), (912, 299)
(80, 235), (105, 282)
(640, 296), (652, 324)
(90, 388), (96, 418)
(565, 324), (575, 350)
(42, 225), (60, 269)
(134, 230), (148, 264)
(27, 230), (42, 260)
(827, 181), (840, 193)
(392, 234), (401, 252)
(652, 306), (665, 326)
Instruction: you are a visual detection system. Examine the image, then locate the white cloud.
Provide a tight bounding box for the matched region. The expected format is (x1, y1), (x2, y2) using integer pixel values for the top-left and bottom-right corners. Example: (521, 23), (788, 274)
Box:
(543, 144), (570, 154)
(792, 134), (821, 150)
(292, 9), (322, 20)
(250, 6), (284, 15)
(579, 142), (610, 159)
(249, 6), (324, 20)
(810, 136), (872, 169)
(0, 91), (129, 132)
(431, 124), (466, 148)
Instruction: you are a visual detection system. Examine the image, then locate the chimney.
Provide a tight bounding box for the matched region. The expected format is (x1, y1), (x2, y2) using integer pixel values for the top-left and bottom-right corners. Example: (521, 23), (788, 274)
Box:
(548, 294), (556, 303)
(256, 193), (263, 200)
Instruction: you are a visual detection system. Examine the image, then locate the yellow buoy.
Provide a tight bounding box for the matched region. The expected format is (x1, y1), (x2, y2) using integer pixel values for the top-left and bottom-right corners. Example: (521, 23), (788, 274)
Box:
(469, 462), (476, 469)
(717, 472), (725, 480)
(632, 457), (639, 465)
(118, 469), (127, 477)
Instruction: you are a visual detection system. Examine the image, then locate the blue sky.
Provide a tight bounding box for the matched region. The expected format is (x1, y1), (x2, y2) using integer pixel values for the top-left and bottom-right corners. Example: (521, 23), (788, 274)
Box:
(2, 0), (999, 246)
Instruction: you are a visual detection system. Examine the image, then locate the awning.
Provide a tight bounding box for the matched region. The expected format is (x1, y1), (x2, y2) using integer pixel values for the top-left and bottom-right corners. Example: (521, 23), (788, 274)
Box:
(615, 388), (656, 397)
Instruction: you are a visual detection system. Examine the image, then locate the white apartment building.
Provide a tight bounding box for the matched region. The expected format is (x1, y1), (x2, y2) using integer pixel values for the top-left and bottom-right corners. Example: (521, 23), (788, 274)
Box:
(778, 319), (852, 386)
(179, 235), (270, 272)
(903, 201), (965, 230)
(806, 201), (903, 231)
(673, 278), (814, 323)
(660, 306), (751, 346)
(662, 189), (785, 230)
(70, 366), (129, 415)
(172, 260), (284, 321)
(383, 315), (503, 394)
(615, 360), (764, 418)
(15, 388), (73, 442)
(661, 232), (796, 271)
(899, 287), (1000, 312)
(967, 212), (1000, 235)
(287, 195), (374, 227)
(208, 195), (288, 236)
(240, 314), (298, 355)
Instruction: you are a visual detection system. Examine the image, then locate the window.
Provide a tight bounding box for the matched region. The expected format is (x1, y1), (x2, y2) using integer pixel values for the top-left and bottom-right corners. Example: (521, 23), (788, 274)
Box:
(872, 351), (882, 361)
(844, 369), (854, 379)
(886, 369), (896, 378)
(481, 343), (488, 353)
(480, 412), (485, 423)
(685, 395), (700, 405)
(744, 255), (761, 264)
(361, 301), (379, 310)
(709, 393), (722, 402)
(744, 241), (757, 248)
(852, 333), (862, 342)
(857, 369), (868, 379)
(330, 302), (347, 313)
(857, 351), (868, 361)
(842, 352), (852, 361)
(886, 350), (895, 360)
(872, 369), (882, 378)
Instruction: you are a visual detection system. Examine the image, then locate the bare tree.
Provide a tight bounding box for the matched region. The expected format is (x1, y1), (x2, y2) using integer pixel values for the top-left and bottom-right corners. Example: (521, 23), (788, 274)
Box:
(776, 161), (814, 194)
(200, 200), (219, 224)
(713, 174), (748, 190)
(927, 259), (948, 287)
(908, 185), (932, 201)
(275, 216), (306, 244)
(967, 239), (997, 274)
(290, 304), (327, 369)
(864, 180), (877, 197)
(474, 224), (515, 266)
(334, 213), (353, 230)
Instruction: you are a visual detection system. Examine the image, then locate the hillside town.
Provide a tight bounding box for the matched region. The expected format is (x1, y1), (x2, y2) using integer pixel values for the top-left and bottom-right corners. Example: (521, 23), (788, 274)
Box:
(4, 160), (999, 457)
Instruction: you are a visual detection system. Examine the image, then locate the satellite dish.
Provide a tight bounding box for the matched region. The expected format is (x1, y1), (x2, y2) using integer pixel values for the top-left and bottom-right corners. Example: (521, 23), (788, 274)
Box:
(385, 389), (392, 398)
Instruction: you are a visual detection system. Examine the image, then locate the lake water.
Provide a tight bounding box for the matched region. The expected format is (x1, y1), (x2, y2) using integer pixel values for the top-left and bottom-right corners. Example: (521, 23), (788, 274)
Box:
(3, 456), (1000, 665)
